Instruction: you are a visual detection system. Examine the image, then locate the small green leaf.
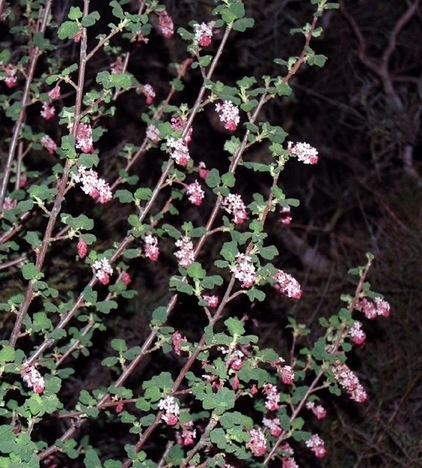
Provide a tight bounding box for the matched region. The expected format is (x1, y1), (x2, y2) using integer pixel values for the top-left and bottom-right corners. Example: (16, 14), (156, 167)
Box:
(114, 190), (133, 203)
(225, 317), (245, 336)
(205, 169), (220, 188)
(81, 11), (100, 28)
(58, 21), (80, 40)
(22, 263), (42, 281)
(111, 339), (127, 353)
(68, 6), (83, 20)
(187, 262), (206, 280)
(232, 18), (254, 32)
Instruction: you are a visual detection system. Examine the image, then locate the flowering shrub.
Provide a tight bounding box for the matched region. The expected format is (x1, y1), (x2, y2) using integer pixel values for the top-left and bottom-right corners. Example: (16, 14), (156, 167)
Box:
(0, 0), (392, 466)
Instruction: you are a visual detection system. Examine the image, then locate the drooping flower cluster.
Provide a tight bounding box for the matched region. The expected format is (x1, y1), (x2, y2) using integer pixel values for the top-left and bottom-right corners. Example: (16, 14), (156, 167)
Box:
(332, 362), (367, 403)
(222, 193), (248, 224)
(171, 114), (193, 143)
(77, 238), (88, 258)
(203, 294), (219, 308)
(92, 258), (113, 285)
(273, 270), (302, 299)
(194, 22), (213, 47)
(306, 434), (327, 458)
(166, 137), (190, 167)
(3, 196), (16, 211)
(355, 297), (390, 319)
(157, 396), (180, 426)
(172, 331), (187, 355)
(121, 271), (132, 286)
(144, 234), (159, 261)
(263, 383), (280, 411)
(198, 161), (210, 180)
(1, 63), (17, 88)
(280, 443), (299, 468)
(262, 417), (282, 437)
(110, 57), (124, 74)
(306, 400), (327, 420)
(247, 428), (267, 457)
(40, 135), (57, 155)
(21, 364), (45, 394)
(72, 166), (113, 204)
(142, 84), (155, 104)
(177, 422), (196, 446)
(215, 101), (240, 131)
(40, 102), (55, 120)
(76, 123), (94, 153)
(287, 141), (319, 164)
(280, 365), (295, 385)
(232, 253), (256, 288)
(279, 205), (292, 224)
(158, 11), (174, 38)
(146, 124), (160, 143)
(186, 180), (204, 206)
(348, 321), (366, 345)
(174, 236), (195, 268)
(227, 349), (245, 371)
(48, 84), (61, 100)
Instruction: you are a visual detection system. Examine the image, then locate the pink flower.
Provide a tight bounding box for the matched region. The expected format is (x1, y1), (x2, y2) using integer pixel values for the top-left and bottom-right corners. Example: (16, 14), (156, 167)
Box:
(179, 427), (196, 446)
(76, 123), (94, 153)
(166, 137), (190, 167)
(332, 362), (367, 403)
(215, 101), (240, 131)
(273, 270), (302, 299)
(158, 396), (180, 426)
(158, 11), (174, 38)
(121, 271), (132, 286)
(2, 64), (17, 88)
(194, 22), (214, 47)
(263, 383), (280, 411)
(72, 166), (112, 204)
(110, 57), (124, 74)
(174, 236), (195, 268)
(21, 364), (45, 394)
(222, 193), (248, 224)
(247, 428), (267, 457)
(279, 205), (292, 224)
(288, 141), (319, 164)
(228, 349), (245, 371)
(348, 321), (366, 345)
(198, 161), (210, 180)
(171, 115), (193, 143)
(306, 434), (327, 458)
(92, 258), (113, 285)
(172, 331), (187, 355)
(73, 30), (83, 42)
(3, 197), (16, 211)
(282, 458), (299, 468)
(355, 297), (390, 319)
(280, 365), (294, 385)
(186, 180), (204, 206)
(306, 401), (327, 419)
(143, 84), (156, 104)
(232, 253), (256, 288)
(263, 417), (282, 438)
(144, 235), (159, 261)
(146, 124), (160, 143)
(40, 102), (55, 120)
(77, 239), (88, 258)
(48, 84), (61, 100)
(40, 135), (57, 155)
(203, 295), (219, 308)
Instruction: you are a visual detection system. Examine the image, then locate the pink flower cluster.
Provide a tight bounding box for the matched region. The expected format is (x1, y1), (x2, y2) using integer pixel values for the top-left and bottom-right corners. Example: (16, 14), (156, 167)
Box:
(21, 364), (45, 394)
(222, 193), (248, 224)
(215, 101), (240, 131)
(279, 205), (292, 224)
(186, 180), (204, 206)
(77, 238), (88, 258)
(158, 395), (180, 426)
(40, 102), (55, 120)
(146, 124), (160, 143)
(158, 11), (174, 38)
(194, 22), (213, 47)
(92, 258), (113, 285)
(355, 297), (390, 319)
(232, 253), (256, 288)
(280, 365), (294, 385)
(306, 400), (327, 419)
(76, 123), (94, 153)
(40, 135), (57, 155)
(172, 331), (187, 355)
(306, 434), (327, 458)
(110, 57), (124, 74)
(72, 166), (113, 204)
(280, 443), (299, 468)
(142, 84), (155, 104)
(332, 362), (367, 403)
(175, 236), (195, 268)
(48, 84), (61, 100)
(171, 115), (193, 143)
(287, 141), (319, 164)
(1, 63), (17, 87)
(203, 294), (219, 308)
(263, 383), (280, 411)
(166, 137), (190, 167)
(247, 428), (267, 457)
(144, 234), (159, 261)
(348, 321), (366, 345)
(177, 422), (196, 446)
(262, 416), (282, 437)
(273, 270), (302, 299)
